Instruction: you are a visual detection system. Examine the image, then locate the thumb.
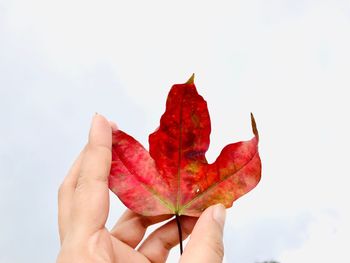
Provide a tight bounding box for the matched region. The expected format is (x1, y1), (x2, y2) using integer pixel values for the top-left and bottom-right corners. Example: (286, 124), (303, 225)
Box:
(180, 204), (226, 263)
(72, 114), (112, 233)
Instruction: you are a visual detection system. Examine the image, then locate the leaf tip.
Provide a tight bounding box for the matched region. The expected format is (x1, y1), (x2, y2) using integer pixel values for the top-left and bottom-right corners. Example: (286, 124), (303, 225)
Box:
(250, 112), (259, 140)
(185, 73), (195, 84)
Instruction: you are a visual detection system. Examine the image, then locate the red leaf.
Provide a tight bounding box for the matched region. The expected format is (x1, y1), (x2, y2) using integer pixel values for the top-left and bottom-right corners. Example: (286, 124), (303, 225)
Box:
(109, 75), (261, 216)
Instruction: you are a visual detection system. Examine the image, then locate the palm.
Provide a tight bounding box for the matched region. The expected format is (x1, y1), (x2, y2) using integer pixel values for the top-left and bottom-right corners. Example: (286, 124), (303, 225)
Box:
(66, 211), (196, 263)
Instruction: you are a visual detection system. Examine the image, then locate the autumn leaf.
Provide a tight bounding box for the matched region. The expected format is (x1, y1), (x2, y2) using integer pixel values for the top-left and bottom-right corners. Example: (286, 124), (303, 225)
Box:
(109, 75), (261, 217)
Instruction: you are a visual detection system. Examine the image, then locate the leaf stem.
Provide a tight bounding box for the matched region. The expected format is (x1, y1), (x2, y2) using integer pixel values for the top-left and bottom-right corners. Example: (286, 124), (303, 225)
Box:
(175, 213), (183, 255)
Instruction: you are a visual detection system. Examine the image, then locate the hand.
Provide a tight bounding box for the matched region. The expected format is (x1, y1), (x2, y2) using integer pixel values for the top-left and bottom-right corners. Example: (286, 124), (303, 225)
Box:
(57, 114), (226, 263)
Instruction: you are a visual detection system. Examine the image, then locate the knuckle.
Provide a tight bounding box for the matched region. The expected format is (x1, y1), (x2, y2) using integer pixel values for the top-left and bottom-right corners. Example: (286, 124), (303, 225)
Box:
(211, 239), (224, 260)
(139, 217), (152, 229)
(162, 238), (174, 251)
(74, 177), (88, 193)
(203, 237), (224, 260)
(86, 143), (111, 158)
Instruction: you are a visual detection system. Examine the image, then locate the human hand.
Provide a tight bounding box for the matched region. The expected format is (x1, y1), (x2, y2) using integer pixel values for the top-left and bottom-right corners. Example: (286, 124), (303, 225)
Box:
(57, 114), (226, 263)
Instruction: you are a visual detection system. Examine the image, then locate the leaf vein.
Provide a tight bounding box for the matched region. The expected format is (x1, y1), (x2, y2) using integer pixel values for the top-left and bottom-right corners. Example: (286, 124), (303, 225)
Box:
(115, 153), (174, 213)
(179, 149), (259, 214)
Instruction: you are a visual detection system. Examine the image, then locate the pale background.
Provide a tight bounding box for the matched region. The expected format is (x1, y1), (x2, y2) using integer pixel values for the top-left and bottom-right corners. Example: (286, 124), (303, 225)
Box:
(1, 0), (350, 262)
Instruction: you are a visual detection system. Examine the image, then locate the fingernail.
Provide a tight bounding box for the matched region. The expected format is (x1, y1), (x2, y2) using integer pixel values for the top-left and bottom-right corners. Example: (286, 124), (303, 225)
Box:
(92, 112), (98, 122)
(109, 121), (118, 131)
(213, 204), (226, 227)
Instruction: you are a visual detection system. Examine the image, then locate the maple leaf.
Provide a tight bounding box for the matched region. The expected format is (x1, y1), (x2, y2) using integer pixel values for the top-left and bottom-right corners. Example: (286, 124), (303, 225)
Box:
(109, 75), (261, 217)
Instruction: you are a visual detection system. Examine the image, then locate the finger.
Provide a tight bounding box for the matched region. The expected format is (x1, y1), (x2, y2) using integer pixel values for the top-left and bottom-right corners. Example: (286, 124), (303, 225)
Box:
(58, 146), (86, 243)
(180, 204), (226, 263)
(138, 216), (197, 263)
(59, 120), (116, 242)
(72, 114), (112, 234)
(110, 210), (172, 248)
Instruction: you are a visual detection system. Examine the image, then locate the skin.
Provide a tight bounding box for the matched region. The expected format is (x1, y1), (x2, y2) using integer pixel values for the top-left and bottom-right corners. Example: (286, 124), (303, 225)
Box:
(57, 114), (226, 263)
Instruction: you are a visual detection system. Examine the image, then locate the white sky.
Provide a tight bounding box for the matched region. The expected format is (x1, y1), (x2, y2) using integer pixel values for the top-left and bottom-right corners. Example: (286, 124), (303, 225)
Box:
(1, 0), (350, 262)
